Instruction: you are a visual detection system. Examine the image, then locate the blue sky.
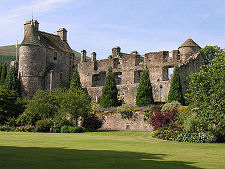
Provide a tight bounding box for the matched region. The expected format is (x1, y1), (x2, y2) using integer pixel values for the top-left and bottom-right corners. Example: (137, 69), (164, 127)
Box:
(0, 0), (225, 59)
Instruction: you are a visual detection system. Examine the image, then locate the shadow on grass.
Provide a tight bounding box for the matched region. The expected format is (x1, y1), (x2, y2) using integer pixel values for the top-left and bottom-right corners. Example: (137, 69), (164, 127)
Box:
(0, 146), (201, 169)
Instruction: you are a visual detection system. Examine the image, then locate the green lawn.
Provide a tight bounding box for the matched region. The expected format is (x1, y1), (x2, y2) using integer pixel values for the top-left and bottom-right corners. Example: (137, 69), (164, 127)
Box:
(0, 131), (224, 169)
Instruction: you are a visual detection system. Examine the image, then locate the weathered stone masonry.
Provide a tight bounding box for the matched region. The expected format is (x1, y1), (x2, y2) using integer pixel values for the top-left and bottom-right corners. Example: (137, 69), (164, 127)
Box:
(19, 20), (74, 98)
(18, 20), (204, 103)
(77, 40), (204, 104)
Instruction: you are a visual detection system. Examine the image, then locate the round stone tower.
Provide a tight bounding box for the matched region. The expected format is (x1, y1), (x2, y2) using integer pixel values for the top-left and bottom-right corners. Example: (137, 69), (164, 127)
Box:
(178, 38), (201, 60)
(19, 20), (46, 98)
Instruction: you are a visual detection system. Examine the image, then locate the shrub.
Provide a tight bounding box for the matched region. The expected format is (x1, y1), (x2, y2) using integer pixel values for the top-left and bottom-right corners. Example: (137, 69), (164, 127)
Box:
(176, 132), (217, 143)
(136, 66), (154, 106)
(18, 89), (64, 125)
(150, 110), (177, 130)
(15, 125), (35, 132)
(117, 104), (136, 119)
(133, 107), (142, 111)
(100, 67), (118, 107)
(35, 119), (53, 132)
(151, 125), (182, 141)
(0, 125), (15, 131)
(143, 104), (163, 122)
(182, 113), (207, 133)
(59, 88), (91, 125)
(178, 106), (188, 112)
(82, 114), (103, 132)
(161, 101), (181, 113)
(61, 125), (85, 133)
(51, 118), (75, 133)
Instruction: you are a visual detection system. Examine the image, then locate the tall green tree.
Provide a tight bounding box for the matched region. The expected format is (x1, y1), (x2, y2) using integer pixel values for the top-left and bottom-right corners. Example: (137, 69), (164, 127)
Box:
(0, 62), (7, 85)
(187, 53), (225, 141)
(70, 67), (82, 90)
(0, 86), (25, 125)
(59, 88), (91, 125)
(0, 63), (2, 80)
(201, 45), (223, 65)
(100, 67), (118, 108)
(136, 66), (154, 107)
(168, 66), (185, 105)
(4, 67), (20, 96)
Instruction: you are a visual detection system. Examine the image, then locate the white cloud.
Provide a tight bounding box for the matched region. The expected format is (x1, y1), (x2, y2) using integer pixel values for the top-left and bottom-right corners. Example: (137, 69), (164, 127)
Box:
(0, 0), (72, 23)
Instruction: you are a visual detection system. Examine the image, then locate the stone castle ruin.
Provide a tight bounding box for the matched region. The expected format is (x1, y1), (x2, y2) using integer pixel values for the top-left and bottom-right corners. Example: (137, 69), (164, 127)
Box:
(19, 20), (205, 103)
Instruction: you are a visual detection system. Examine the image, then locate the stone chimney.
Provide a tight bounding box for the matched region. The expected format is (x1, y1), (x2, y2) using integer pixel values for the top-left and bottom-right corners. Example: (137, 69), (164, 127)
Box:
(57, 28), (67, 42)
(91, 52), (97, 61)
(112, 46), (121, 58)
(81, 50), (87, 62)
(24, 20), (39, 36)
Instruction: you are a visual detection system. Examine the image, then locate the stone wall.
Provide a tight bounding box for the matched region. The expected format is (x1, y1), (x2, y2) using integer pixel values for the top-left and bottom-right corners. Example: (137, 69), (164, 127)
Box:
(99, 111), (152, 131)
(77, 46), (204, 104)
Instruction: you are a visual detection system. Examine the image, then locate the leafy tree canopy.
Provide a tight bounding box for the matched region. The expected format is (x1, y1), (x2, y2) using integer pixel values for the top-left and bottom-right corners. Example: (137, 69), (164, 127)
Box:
(201, 45), (224, 65)
(187, 51), (225, 141)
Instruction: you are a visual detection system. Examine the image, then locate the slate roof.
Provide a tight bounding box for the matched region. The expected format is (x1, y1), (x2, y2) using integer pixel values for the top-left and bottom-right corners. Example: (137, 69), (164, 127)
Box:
(21, 26), (73, 53)
(21, 26), (42, 46)
(179, 38), (201, 49)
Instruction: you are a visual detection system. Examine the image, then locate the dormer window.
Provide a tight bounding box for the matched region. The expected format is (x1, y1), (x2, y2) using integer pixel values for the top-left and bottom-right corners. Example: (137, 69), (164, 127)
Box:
(53, 52), (57, 60)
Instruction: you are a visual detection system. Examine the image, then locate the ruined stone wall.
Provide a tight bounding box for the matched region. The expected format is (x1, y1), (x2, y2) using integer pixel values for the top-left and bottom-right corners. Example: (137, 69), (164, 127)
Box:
(99, 111), (152, 131)
(179, 53), (204, 94)
(78, 48), (204, 104)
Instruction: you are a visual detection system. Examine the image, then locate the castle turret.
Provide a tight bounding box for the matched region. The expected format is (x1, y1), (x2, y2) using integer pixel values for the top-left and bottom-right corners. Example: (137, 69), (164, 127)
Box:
(19, 20), (46, 98)
(178, 38), (201, 60)
(57, 28), (67, 42)
(91, 52), (97, 61)
(81, 50), (87, 62)
(112, 46), (121, 58)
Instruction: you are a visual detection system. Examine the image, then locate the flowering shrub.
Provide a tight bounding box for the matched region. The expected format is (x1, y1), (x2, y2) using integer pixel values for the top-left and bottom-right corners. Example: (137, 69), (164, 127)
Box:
(161, 101), (181, 113)
(0, 125), (15, 131)
(151, 123), (182, 141)
(35, 119), (53, 132)
(15, 125), (35, 132)
(176, 132), (216, 143)
(150, 110), (177, 130)
(117, 104), (136, 119)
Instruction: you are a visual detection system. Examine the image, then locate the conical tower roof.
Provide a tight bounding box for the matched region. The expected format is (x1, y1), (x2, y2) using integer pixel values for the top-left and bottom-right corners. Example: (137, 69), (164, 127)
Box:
(179, 38), (201, 49)
(21, 25), (42, 46)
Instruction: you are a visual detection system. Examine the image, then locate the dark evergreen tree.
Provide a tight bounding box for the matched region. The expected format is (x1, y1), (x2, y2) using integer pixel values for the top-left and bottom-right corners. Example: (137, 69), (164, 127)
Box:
(0, 63), (2, 80)
(70, 67), (82, 90)
(136, 66), (154, 106)
(0, 62), (7, 85)
(4, 66), (20, 96)
(100, 67), (118, 108)
(167, 65), (185, 105)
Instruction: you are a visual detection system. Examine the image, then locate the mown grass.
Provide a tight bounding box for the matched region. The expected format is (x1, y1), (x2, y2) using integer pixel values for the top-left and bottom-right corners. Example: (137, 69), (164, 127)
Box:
(0, 131), (224, 169)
